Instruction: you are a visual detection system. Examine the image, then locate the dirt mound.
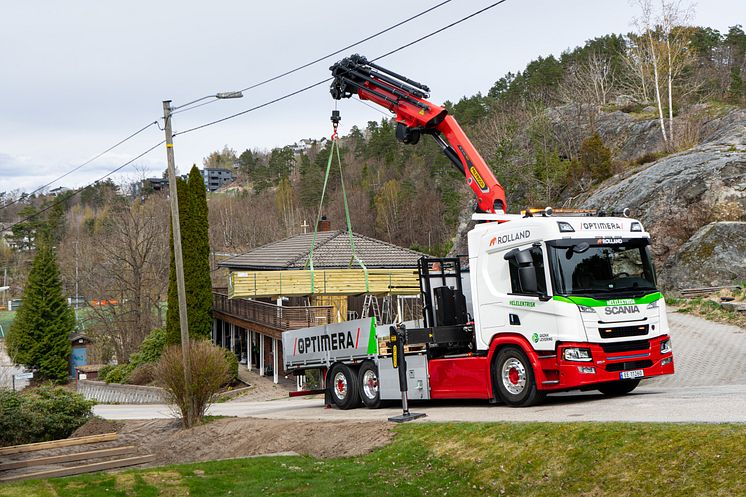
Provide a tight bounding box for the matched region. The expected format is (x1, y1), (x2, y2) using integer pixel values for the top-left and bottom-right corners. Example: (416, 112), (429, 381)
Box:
(70, 417), (124, 438)
(119, 418), (393, 465)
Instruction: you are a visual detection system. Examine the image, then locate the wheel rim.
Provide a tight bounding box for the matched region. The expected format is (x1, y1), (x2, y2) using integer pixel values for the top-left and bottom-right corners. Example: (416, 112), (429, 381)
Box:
(501, 357), (527, 395)
(333, 371), (348, 400)
(362, 369), (379, 400)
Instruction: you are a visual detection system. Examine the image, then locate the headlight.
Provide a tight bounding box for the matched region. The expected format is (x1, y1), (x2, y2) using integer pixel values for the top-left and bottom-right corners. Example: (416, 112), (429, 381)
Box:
(578, 305), (596, 313)
(660, 338), (672, 354)
(647, 300), (659, 310)
(563, 347), (592, 362)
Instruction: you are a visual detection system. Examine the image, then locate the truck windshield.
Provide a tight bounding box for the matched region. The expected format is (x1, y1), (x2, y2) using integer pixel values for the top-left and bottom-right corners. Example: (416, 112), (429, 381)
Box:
(547, 239), (657, 296)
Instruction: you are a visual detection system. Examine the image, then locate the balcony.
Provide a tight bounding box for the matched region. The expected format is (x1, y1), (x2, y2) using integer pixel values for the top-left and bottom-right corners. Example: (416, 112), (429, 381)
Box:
(212, 291), (333, 332)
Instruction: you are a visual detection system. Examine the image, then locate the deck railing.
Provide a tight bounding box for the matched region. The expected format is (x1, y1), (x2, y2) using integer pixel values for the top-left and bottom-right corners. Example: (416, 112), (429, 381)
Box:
(213, 291), (333, 330)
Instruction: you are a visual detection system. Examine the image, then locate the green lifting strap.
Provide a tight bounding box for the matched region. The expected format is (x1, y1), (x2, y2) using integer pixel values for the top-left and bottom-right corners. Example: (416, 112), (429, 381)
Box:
(306, 139), (369, 294)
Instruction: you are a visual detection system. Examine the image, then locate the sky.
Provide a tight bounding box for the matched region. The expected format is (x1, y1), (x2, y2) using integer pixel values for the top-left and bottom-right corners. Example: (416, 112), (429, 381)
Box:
(0, 0), (744, 197)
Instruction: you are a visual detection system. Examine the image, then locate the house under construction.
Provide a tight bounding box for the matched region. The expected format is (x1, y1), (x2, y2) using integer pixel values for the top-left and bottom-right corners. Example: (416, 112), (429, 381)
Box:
(212, 223), (425, 384)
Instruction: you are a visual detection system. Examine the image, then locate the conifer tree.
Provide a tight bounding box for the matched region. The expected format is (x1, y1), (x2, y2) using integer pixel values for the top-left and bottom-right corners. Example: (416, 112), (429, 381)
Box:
(6, 235), (74, 383)
(165, 167), (213, 345)
(186, 165), (213, 340)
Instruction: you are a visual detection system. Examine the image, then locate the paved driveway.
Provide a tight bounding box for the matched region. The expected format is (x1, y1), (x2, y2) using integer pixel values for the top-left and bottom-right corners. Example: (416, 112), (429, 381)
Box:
(95, 311), (746, 423)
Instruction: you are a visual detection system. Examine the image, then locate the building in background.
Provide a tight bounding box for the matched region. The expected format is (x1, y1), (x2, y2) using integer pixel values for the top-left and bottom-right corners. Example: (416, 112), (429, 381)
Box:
(202, 168), (234, 192)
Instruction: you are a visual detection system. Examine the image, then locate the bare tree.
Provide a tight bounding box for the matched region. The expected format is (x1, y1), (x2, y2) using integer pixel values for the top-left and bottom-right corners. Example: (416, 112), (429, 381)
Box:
(73, 197), (170, 362)
(630, 0), (695, 145)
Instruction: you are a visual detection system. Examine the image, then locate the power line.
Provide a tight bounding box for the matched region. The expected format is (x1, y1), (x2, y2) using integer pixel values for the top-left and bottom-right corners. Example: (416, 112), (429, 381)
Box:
(1, 121), (159, 211)
(1, 141), (165, 233)
(372, 0), (508, 61)
(175, 0), (511, 138)
(172, 0), (454, 116)
(3, 0), (510, 232)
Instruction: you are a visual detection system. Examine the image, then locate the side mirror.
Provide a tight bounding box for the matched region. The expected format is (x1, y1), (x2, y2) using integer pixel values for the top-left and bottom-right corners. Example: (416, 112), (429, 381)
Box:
(518, 265), (538, 293)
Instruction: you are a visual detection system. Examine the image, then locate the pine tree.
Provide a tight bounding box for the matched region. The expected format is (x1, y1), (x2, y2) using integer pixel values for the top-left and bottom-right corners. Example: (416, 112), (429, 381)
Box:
(6, 236), (74, 383)
(165, 168), (213, 345)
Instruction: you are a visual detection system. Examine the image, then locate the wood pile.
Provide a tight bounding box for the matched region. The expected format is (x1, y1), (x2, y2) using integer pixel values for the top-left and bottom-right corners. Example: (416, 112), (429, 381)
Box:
(0, 433), (154, 482)
(230, 268), (421, 298)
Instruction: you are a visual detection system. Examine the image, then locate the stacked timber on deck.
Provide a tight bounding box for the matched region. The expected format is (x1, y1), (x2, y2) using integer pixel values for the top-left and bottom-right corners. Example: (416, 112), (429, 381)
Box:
(221, 230), (425, 300)
(229, 268), (420, 298)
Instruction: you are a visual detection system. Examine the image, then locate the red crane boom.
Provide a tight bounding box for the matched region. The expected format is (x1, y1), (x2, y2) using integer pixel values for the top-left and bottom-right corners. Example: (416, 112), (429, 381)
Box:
(330, 54), (507, 214)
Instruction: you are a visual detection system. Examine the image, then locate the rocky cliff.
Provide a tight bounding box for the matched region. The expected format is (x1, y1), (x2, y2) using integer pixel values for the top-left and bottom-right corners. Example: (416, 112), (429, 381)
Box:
(582, 108), (746, 289)
(450, 106), (746, 291)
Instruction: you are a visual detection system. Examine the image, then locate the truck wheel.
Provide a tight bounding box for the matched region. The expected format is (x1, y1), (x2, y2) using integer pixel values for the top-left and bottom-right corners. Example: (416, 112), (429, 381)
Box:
(598, 379), (640, 396)
(358, 361), (382, 409)
(493, 347), (544, 407)
(328, 364), (360, 410)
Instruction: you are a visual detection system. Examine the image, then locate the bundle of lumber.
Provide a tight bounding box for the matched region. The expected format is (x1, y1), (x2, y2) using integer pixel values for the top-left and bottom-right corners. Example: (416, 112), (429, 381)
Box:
(0, 433), (153, 482)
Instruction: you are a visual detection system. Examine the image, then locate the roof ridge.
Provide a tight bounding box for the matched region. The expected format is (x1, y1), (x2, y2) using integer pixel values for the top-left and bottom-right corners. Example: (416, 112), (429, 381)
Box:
(287, 230), (344, 268)
(352, 232), (427, 257)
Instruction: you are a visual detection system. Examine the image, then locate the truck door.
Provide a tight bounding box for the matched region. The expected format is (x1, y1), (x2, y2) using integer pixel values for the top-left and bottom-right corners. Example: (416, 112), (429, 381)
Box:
(477, 243), (558, 351)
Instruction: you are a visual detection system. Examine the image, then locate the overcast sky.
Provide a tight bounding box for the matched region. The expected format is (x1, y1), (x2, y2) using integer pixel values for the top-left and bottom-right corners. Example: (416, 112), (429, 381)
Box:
(1, 0), (743, 195)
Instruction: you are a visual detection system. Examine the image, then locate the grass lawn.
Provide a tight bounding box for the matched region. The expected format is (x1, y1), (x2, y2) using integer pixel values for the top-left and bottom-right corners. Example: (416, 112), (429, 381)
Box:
(0, 311), (15, 338)
(1, 422), (745, 496)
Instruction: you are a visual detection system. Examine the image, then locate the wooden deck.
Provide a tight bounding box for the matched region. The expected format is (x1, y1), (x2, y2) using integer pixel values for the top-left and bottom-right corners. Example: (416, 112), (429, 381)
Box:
(213, 292), (333, 336)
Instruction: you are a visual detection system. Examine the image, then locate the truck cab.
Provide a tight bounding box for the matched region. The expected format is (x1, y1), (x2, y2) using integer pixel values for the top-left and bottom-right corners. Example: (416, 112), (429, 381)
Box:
(467, 211), (674, 405)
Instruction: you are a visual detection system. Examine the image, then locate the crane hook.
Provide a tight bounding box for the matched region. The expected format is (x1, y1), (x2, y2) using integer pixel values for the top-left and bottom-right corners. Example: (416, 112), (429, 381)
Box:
(330, 110), (341, 140)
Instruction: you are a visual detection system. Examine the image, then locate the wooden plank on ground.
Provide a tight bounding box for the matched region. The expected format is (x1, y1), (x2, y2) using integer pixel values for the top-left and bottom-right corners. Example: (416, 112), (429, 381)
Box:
(0, 455), (155, 482)
(0, 433), (118, 456)
(0, 446), (136, 471)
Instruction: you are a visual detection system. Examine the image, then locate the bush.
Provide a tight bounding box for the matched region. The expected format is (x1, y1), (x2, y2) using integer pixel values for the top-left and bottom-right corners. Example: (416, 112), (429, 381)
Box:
(99, 328), (167, 384)
(0, 386), (95, 447)
(101, 363), (135, 384)
(126, 363), (155, 385)
(224, 349), (239, 384)
(130, 328), (167, 366)
(154, 340), (230, 428)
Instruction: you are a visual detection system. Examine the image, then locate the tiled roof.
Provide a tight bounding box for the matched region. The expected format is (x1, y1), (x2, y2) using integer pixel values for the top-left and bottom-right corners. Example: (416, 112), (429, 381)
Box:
(219, 230), (425, 270)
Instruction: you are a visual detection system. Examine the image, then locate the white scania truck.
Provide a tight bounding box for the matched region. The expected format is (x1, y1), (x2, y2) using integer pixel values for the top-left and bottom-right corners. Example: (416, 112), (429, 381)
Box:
(280, 56), (675, 408)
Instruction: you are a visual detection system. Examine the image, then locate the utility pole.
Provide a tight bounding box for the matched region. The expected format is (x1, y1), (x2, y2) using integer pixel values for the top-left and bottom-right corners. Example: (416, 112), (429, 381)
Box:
(162, 100), (193, 423)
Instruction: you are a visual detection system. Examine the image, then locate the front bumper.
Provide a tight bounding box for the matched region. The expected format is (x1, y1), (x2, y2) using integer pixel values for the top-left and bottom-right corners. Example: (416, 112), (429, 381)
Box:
(538, 335), (674, 391)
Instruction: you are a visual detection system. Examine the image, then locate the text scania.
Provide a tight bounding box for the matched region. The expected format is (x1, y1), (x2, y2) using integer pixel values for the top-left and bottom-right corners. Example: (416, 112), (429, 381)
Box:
(605, 305), (641, 315)
(297, 332), (355, 354)
(494, 230), (531, 245)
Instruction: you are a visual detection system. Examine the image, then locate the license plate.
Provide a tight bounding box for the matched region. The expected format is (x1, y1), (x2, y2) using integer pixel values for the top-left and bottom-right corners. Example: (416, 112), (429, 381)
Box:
(620, 369), (644, 380)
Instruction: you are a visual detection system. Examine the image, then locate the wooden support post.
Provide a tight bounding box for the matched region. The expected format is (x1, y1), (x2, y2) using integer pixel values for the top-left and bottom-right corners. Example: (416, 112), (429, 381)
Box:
(247, 330), (253, 371)
(259, 334), (265, 376)
(230, 322), (235, 353)
(273, 338), (279, 384)
(212, 319), (217, 345)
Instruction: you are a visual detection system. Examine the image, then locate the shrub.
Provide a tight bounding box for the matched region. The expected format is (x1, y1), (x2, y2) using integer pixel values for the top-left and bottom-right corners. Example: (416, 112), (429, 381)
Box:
(154, 341), (230, 428)
(130, 327), (167, 366)
(101, 363), (135, 384)
(0, 386), (95, 447)
(99, 328), (167, 384)
(127, 363), (155, 386)
(224, 349), (239, 384)
(579, 133), (612, 181)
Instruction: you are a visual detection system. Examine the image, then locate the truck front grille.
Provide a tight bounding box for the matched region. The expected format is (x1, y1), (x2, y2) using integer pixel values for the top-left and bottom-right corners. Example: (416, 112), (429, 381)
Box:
(599, 340), (650, 354)
(599, 324), (649, 339)
(606, 360), (653, 372)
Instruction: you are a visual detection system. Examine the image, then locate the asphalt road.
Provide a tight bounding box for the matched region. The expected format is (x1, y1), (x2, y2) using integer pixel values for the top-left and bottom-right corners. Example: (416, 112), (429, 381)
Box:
(95, 311), (746, 424)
